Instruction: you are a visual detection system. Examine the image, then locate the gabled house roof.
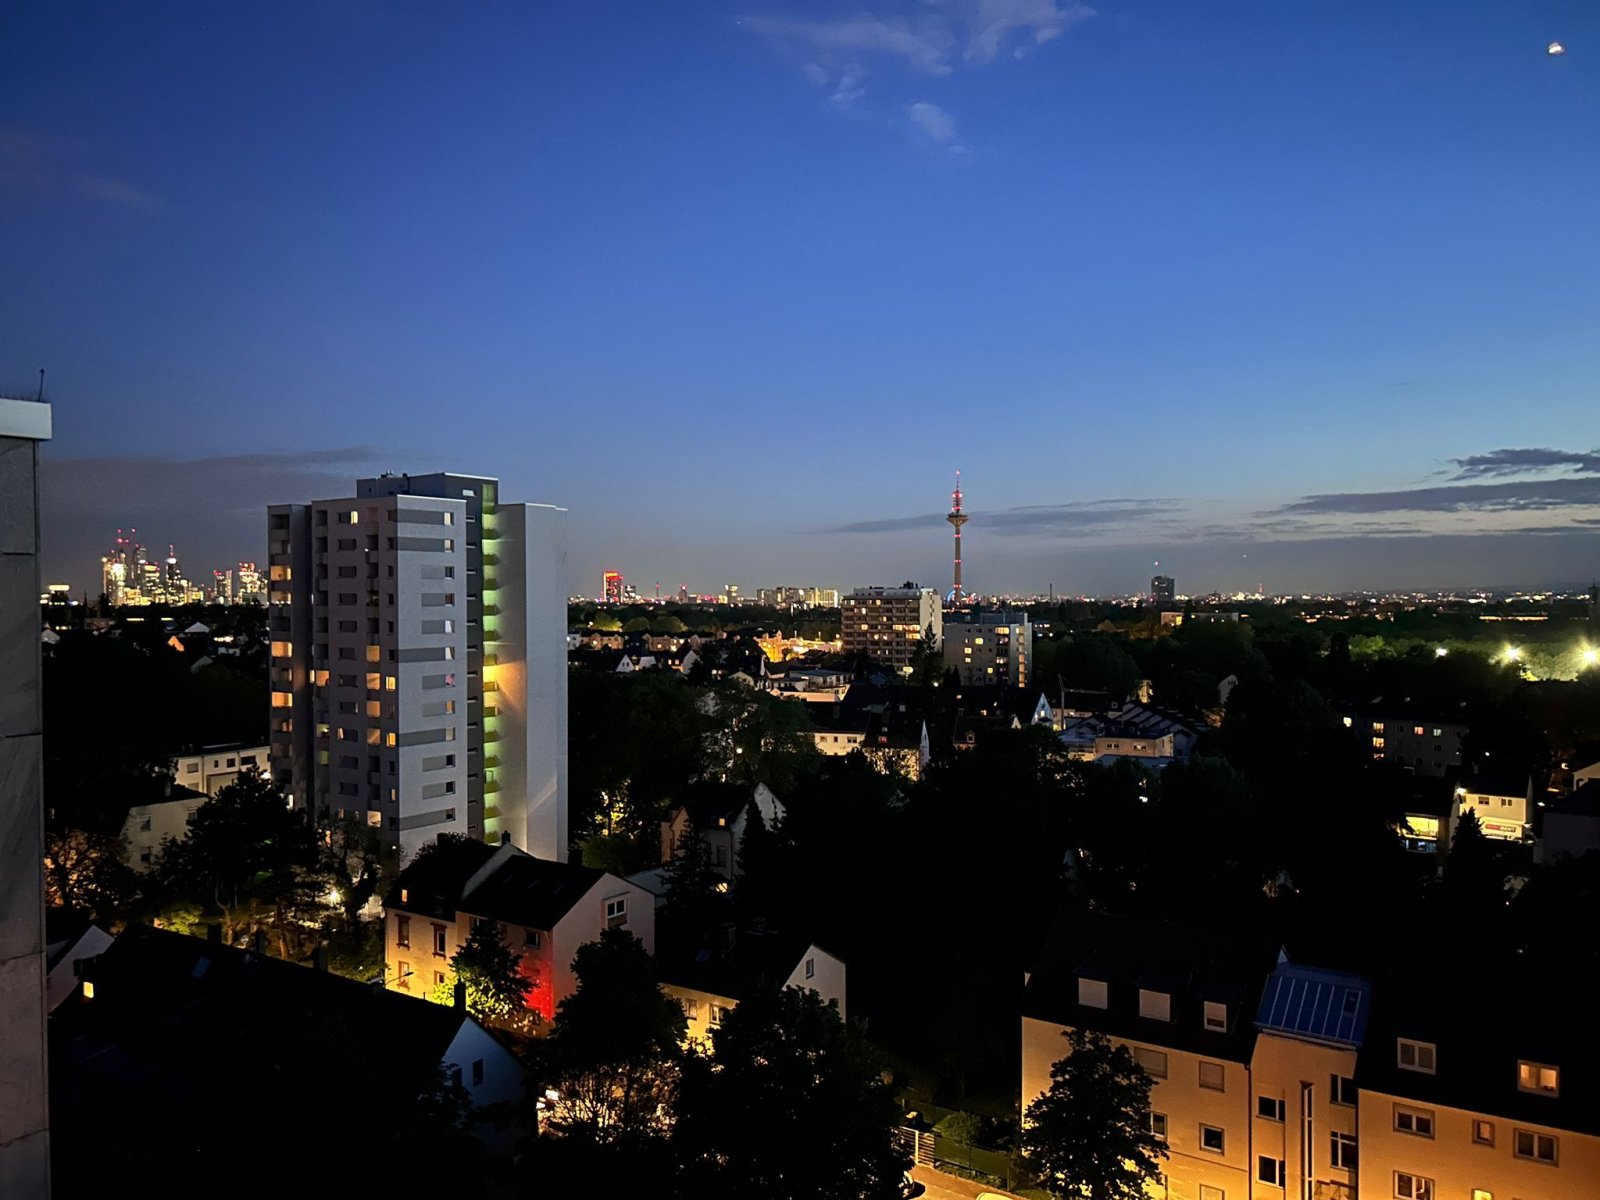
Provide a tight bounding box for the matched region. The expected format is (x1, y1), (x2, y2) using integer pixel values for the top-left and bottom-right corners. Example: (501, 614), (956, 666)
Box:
(386, 836), (606, 932)
(458, 855), (605, 931)
(56, 924), (470, 1075)
(658, 929), (835, 1003)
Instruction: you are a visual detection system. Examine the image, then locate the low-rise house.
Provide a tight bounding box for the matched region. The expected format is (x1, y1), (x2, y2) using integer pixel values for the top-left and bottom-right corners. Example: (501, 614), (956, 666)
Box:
(171, 743), (269, 794)
(659, 931), (846, 1045)
(384, 837), (655, 1024)
(1060, 702), (1199, 768)
(1537, 779), (1600, 863)
(120, 782), (210, 872)
(764, 667), (851, 704)
(44, 911), (114, 1012)
(659, 782), (786, 881)
(1453, 774), (1533, 843)
(809, 684), (931, 778)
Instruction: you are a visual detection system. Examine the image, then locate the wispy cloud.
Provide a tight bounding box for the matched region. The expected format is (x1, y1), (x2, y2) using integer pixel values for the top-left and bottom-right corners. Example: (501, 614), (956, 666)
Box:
(0, 126), (162, 213)
(827, 497), (1183, 537)
(1279, 477), (1600, 516)
(966, 0), (1095, 64)
(1448, 447), (1600, 480)
(744, 13), (956, 76)
(907, 101), (965, 152)
(746, 2), (1094, 146)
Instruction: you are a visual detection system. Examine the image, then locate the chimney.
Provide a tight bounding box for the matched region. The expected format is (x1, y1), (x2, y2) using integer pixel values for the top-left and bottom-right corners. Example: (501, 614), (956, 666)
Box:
(207, 923), (222, 944)
(453, 979), (467, 1011)
(313, 944), (329, 972)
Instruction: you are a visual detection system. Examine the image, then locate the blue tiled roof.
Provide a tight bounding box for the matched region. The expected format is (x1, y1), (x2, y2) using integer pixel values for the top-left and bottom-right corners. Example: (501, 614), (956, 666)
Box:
(1255, 963), (1371, 1048)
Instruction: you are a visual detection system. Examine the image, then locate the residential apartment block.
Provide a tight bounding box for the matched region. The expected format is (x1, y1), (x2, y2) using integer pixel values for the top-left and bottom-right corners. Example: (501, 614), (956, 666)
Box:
(1340, 711), (1467, 778)
(268, 472), (567, 860)
(840, 585), (942, 675)
(943, 610), (1031, 687)
(1023, 912), (1598, 1200)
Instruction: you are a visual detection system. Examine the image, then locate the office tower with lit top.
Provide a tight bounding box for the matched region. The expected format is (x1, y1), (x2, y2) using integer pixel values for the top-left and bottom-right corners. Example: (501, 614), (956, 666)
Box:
(947, 471), (968, 602)
(268, 472), (568, 862)
(1152, 574), (1176, 604)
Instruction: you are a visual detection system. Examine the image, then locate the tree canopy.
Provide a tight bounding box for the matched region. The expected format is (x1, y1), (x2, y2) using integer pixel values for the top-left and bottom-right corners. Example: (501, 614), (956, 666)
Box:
(1021, 1028), (1166, 1200)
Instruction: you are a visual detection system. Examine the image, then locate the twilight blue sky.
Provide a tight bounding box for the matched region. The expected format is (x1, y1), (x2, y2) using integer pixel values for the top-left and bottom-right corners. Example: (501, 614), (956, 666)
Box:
(5, 1), (1599, 597)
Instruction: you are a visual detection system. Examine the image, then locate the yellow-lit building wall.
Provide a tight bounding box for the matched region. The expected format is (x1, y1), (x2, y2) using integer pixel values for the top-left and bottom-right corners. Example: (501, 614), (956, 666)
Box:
(1023, 1015), (1252, 1200)
(1358, 1089), (1600, 1200)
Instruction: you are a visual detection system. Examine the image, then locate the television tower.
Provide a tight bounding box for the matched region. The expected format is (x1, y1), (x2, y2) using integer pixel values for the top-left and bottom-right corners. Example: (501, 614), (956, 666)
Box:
(946, 470), (968, 603)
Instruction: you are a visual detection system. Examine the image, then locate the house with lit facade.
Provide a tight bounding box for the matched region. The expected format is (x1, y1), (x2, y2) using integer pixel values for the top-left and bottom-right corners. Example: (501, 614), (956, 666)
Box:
(658, 781), (785, 882)
(383, 837), (654, 1025)
(658, 931), (846, 1046)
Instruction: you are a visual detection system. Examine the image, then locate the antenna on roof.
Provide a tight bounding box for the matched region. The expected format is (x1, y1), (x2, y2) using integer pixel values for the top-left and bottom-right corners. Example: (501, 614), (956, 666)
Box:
(36, 368), (45, 403)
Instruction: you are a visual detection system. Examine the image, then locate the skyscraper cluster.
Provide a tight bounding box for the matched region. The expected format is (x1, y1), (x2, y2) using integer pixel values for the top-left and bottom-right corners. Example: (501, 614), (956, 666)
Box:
(99, 528), (265, 606)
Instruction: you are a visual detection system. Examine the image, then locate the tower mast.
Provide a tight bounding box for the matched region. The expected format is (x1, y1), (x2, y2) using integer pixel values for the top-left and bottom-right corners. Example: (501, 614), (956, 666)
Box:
(946, 470), (968, 603)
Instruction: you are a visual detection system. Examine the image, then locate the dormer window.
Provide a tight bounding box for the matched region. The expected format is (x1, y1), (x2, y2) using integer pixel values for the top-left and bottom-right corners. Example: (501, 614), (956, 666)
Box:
(1398, 1039), (1436, 1074)
(1078, 977), (1108, 1009)
(1138, 989), (1171, 1021)
(1203, 1001), (1228, 1032)
(1517, 1061), (1559, 1096)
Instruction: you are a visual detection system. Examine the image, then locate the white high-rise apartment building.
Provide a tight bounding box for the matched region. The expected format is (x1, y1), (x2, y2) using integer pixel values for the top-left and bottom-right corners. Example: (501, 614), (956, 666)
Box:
(268, 472), (567, 861)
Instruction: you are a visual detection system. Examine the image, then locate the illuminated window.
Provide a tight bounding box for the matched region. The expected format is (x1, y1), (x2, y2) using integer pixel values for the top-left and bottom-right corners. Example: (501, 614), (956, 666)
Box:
(1517, 1061), (1559, 1095)
(1413, 726), (1425, 736)
(270, 641), (293, 657)
(397, 959), (411, 989)
(1372, 737), (1386, 749)
(385, 675), (397, 690)
(1372, 722), (1385, 733)
(366, 645), (381, 663)
(386, 732), (397, 747)
(82, 980), (95, 1000)
(271, 691), (293, 708)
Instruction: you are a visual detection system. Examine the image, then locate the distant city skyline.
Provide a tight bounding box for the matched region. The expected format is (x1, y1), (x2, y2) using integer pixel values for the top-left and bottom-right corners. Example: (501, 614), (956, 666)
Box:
(8, 2), (1599, 596)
